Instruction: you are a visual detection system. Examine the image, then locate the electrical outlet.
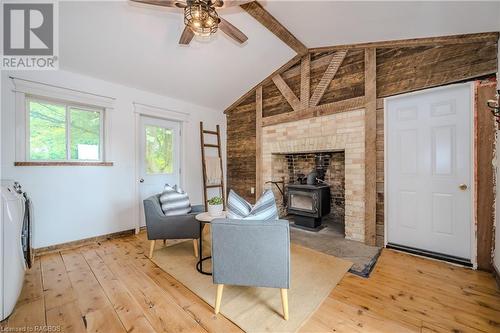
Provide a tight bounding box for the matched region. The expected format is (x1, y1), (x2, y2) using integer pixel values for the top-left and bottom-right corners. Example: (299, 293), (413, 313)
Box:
(250, 187), (255, 194)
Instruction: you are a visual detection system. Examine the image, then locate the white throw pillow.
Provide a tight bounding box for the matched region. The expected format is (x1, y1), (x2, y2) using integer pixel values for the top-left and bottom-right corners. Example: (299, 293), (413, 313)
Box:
(227, 189), (279, 221)
(159, 184), (192, 216)
(227, 190), (252, 219)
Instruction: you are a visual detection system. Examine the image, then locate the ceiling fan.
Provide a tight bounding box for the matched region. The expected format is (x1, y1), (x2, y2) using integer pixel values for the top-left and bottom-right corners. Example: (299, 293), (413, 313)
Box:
(130, 0), (252, 45)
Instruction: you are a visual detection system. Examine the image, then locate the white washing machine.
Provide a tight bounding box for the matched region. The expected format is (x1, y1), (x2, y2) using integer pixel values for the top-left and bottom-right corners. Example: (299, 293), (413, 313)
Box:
(0, 183), (27, 321)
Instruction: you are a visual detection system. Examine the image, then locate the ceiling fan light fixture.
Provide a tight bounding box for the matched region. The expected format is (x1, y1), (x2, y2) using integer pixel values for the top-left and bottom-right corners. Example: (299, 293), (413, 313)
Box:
(184, 0), (219, 37)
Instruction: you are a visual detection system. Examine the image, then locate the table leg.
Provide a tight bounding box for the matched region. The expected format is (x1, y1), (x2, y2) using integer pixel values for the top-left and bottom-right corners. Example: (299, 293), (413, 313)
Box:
(199, 222), (203, 271)
(196, 222), (212, 275)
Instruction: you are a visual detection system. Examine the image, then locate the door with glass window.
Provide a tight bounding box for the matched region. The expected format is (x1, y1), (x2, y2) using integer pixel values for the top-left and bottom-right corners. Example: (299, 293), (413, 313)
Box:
(139, 116), (181, 227)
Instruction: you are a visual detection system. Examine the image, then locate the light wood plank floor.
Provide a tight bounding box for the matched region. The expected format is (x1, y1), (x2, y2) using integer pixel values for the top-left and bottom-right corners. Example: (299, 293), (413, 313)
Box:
(2, 232), (499, 333)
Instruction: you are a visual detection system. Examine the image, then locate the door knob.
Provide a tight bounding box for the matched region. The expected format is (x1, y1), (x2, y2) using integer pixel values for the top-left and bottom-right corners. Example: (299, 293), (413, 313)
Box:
(459, 183), (467, 191)
(139, 178), (144, 183)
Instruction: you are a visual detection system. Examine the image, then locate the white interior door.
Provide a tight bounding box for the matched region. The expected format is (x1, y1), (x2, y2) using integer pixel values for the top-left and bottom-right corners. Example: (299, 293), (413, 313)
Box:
(138, 115), (181, 227)
(386, 83), (473, 260)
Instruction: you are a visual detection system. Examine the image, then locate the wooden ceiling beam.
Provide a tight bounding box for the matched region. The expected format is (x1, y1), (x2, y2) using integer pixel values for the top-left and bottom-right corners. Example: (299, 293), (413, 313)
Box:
(300, 54), (311, 109)
(309, 50), (347, 107)
(272, 74), (301, 111)
(262, 96), (365, 127)
(240, 1), (308, 56)
(308, 32), (499, 53)
(224, 54), (301, 113)
(282, 52), (334, 80)
(224, 31), (498, 114)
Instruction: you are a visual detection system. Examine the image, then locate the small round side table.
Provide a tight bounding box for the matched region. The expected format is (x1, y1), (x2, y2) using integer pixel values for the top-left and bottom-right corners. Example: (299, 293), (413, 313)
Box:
(195, 211), (226, 275)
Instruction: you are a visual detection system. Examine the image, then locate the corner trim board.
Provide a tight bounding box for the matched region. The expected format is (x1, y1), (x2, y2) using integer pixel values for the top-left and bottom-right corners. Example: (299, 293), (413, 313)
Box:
(255, 86), (263, 198)
(364, 48), (377, 246)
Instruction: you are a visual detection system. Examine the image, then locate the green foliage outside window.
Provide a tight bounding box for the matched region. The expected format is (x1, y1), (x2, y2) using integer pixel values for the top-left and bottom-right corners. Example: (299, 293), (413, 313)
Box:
(29, 100), (101, 161)
(70, 108), (101, 160)
(29, 101), (67, 160)
(145, 125), (173, 174)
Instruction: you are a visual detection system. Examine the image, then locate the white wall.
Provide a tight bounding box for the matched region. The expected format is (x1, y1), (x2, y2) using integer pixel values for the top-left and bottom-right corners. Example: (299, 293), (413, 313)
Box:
(1, 69), (226, 248)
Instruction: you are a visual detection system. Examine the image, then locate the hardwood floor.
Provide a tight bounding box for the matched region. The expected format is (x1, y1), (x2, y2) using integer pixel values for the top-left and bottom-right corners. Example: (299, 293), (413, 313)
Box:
(2, 233), (499, 333)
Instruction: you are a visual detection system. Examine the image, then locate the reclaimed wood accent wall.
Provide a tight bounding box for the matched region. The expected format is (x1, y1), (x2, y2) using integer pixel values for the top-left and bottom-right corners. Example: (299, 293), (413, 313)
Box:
(260, 49), (366, 118)
(226, 32), (498, 246)
(376, 42), (497, 97)
(226, 94), (256, 202)
(475, 80), (497, 270)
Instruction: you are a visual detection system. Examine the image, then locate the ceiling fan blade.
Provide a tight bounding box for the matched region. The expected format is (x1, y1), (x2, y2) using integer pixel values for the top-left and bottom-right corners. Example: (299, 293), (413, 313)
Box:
(219, 17), (248, 44)
(213, 0), (254, 8)
(179, 26), (195, 45)
(129, 0), (183, 8)
(174, 1), (188, 8)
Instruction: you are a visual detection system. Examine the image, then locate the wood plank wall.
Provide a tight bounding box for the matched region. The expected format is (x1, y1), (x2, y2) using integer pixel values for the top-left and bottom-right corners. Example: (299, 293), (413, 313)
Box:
(261, 49), (366, 118)
(227, 95), (257, 202)
(226, 35), (498, 249)
(475, 80), (497, 270)
(376, 42), (497, 97)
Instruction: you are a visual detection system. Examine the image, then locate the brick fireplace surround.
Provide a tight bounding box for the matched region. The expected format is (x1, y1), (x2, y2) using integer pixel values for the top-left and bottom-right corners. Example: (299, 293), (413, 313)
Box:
(262, 109), (366, 242)
(272, 152), (345, 223)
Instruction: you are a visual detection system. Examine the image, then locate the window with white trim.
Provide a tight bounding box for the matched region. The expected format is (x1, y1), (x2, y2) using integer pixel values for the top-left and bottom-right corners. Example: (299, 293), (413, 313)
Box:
(27, 96), (104, 161)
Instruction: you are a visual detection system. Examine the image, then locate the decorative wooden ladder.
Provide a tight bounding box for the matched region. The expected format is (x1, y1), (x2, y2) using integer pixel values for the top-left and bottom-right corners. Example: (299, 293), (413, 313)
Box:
(199, 122), (226, 211)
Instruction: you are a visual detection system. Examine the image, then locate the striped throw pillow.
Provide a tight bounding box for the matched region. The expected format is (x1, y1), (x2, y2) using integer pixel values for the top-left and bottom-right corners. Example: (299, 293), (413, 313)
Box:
(160, 184), (192, 216)
(227, 190), (252, 219)
(227, 189), (279, 221)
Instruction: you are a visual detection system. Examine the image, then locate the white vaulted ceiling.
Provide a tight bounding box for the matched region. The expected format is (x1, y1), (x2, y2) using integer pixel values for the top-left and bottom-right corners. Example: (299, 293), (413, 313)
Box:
(59, 1), (295, 110)
(264, 1), (500, 48)
(59, 1), (500, 110)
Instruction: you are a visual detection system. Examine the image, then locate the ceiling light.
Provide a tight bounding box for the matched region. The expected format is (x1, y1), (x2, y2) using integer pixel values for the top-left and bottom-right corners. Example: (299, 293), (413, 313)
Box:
(184, 0), (220, 37)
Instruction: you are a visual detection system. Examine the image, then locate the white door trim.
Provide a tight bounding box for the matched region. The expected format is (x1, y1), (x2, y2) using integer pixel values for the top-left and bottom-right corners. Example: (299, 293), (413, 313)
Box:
(383, 82), (476, 268)
(133, 103), (189, 234)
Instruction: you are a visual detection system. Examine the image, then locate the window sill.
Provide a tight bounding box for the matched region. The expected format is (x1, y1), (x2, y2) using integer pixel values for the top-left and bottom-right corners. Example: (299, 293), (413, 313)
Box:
(14, 161), (114, 167)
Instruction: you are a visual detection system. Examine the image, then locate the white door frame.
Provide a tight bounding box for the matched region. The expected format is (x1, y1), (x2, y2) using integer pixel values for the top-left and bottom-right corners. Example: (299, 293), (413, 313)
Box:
(383, 82), (476, 268)
(133, 102), (190, 233)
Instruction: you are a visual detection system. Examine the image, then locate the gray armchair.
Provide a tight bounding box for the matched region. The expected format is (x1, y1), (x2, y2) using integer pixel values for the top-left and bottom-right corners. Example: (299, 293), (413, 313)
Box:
(143, 194), (205, 259)
(210, 218), (291, 320)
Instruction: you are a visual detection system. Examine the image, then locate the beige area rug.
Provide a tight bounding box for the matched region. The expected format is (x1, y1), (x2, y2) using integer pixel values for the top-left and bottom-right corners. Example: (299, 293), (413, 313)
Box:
(152, 238), (352, 333)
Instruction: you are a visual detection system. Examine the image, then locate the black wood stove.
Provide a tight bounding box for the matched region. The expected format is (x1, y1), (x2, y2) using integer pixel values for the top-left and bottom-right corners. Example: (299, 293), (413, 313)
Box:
(287, 184), (331, 229)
